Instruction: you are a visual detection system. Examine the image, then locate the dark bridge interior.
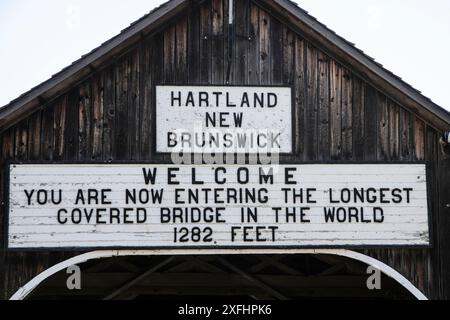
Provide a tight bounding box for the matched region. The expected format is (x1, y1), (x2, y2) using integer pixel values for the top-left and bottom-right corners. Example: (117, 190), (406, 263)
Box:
(26, 254), (414, 300)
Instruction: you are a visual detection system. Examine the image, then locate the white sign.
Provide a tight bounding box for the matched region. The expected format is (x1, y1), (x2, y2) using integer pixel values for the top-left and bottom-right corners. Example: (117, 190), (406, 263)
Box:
(8, 164), (429, 249)
(156, 86), (293, 153)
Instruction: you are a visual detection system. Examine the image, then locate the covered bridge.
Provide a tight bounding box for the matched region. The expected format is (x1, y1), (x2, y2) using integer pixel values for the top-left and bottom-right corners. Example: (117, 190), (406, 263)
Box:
(1, 0), (449, 300)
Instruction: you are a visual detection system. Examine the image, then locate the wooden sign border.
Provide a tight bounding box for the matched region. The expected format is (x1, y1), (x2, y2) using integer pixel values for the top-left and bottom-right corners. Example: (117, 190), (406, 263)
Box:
(152, 84), (297, 156)
(3, 160), (433, 252)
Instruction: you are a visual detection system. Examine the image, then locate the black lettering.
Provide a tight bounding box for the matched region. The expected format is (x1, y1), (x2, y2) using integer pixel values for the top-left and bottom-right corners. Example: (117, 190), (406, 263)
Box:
(285, 168), (297, 185)
(219, 112), (230, 128)
(142, 168), (157, 185)
(237, 167), (249, 184)
(168, 168), (180, 185)
(226, 92), (236, 107)
(374, 207), (385, 223)
(24, 189), (34, 205)
(199, 92), (209, 106)
(205, 112), (216, 128)
(168, 132), (177, 148)
(171, 91), (181, 107)
(57, 208), (68, 224)
(233, 113), (243, 128)
(259, 167), (274, 184)
(137, 208), (147, 224)
(324, 207), (336, 223)
(241, 93), (250, 107)
(267, 93), (277, 108)
(215, 167), (227, 185)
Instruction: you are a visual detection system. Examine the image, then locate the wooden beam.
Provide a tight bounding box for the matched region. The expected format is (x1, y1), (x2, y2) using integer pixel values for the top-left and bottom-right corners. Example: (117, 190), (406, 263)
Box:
(192, 256), (228, 273)
(216, 257), (288, 300)
(103, 257), (175, 300)
(256, 256), (305, 275)
(83, 259), (116, 273)
(164, 260), (195, 273)
(318, 263), (346, 276)
(249, 255), (282, 273)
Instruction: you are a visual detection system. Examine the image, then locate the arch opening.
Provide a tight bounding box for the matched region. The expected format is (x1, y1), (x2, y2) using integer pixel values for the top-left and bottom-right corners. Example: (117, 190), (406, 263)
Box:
(10, 249), (427, 300)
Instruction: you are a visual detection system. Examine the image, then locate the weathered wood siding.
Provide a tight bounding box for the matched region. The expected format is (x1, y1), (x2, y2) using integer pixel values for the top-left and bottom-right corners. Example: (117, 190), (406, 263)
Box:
(0, 0), (448, 299)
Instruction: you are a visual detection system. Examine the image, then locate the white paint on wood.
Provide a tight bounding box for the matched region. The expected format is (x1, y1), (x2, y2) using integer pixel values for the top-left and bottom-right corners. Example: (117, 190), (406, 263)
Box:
(156, 86), (293, 153)
(8, 164), (429, 249)
(9, 249), (428, 300)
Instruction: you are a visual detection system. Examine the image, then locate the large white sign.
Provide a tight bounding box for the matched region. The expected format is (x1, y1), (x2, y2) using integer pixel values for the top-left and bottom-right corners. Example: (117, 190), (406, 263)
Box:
(8, 164), (429, 249)
(156, 86), (293, 153)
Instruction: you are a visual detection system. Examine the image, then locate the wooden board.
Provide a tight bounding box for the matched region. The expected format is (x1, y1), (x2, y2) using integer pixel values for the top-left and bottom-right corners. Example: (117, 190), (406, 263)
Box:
(155, 86), (293, 153)
(8, 163), (429, 249)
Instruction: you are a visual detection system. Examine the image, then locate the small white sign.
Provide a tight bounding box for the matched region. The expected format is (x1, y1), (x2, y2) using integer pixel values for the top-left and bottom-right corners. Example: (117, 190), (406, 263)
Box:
(156, 86), (293, 153)
(8, 164), (429, 249)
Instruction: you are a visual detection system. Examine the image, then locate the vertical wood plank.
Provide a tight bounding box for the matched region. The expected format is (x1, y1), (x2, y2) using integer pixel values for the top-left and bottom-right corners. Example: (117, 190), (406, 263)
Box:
(1, 129), (14, 163)
(41, 104), (54, 161)
(317, 52), (330, 161)
(176, 17), (188, 84)
(352, 77), (365, 160)
(128, 49), (140, 161)
(200, 1), (212, 84)
(222, 0), (230, 85)
(188, 6), (201, 83)
(377, 94), (389, 161)
(363, 85), (378, 160)
(341, 68), (353, 160)
(259, 8), (270, 85)
(294, 37), (306, 158)
(64, 89), (79, 160)
(234, 0), (249, 85)
(53, 96), (67, 160)
(388, 100), (399, 160)
(305, 44), (318, 160)
(91, 73), (104, 161)
(270, 16), (283, 85)
(413, 117), (425, 161)
(151, 33), (165, 162)
(140, 40), (152, 160)
(212, 0), (224, 84)
(14, 120), (28, 161)
(248, 3), (259, 84)
(78, 82), (91, 161)
(27, 111), (41, 160)
(399, 107), (413, 161)
(164, 25), (176, 84)
(103, 67), (115, 161)
(115, 58), (129, 160)
(330, 60), (342, 160)
(282, 28), (295, 86)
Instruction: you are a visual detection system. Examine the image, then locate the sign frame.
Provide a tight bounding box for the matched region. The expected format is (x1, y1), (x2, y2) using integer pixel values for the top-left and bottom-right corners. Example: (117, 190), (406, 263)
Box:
(4, 160), (433, 252)
(152, 84), (297, 156)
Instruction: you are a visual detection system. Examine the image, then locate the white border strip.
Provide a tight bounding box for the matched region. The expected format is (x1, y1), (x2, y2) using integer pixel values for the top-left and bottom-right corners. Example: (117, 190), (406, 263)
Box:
(10, 249), (428, 300)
